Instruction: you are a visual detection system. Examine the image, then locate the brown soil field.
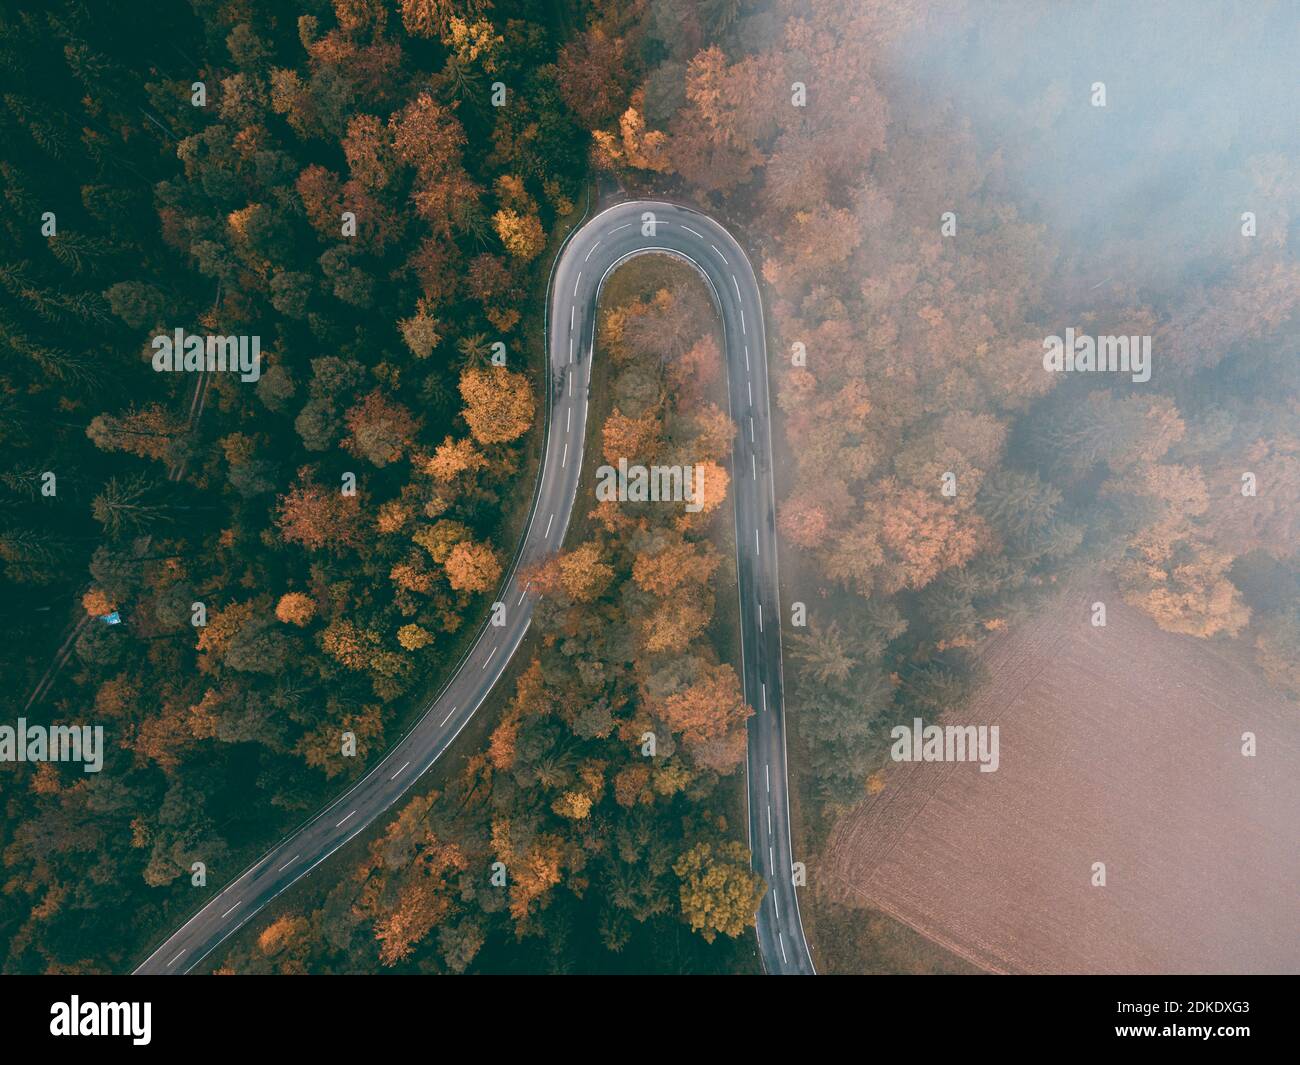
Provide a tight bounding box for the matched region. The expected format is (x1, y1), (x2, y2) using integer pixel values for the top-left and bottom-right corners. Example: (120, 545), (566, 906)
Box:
(822, 580), (1299, 974)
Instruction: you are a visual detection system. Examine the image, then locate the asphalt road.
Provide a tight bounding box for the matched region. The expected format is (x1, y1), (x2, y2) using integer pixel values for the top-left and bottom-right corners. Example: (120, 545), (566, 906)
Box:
(134, 199), (813, 976)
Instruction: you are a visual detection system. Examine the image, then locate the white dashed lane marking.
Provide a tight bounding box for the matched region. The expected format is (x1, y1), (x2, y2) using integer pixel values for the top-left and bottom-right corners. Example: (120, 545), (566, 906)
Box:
(390, 762), (410, 780)
(221, 901), (241, 919)
(335, 811), (355, 828)
(441, 706), (457, 725)
(278, 855), (299, 872)
(168, 950), (186, 967)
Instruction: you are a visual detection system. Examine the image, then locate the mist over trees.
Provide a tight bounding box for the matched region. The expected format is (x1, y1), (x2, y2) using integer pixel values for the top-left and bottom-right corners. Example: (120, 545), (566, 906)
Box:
(576, 0), (1297, 815)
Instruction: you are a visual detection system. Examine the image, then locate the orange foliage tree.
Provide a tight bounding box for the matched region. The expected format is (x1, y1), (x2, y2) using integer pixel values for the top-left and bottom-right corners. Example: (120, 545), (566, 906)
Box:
(443, 540), (502, 593)
(457, 366), (534, 444)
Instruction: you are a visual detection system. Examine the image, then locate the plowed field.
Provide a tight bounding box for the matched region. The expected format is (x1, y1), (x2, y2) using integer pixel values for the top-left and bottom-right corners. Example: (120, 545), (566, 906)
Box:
(823, 582), (1299, 974)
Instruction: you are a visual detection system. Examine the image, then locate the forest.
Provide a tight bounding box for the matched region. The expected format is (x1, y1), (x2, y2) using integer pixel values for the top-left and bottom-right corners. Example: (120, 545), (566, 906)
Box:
(2, 0), (1296, 974)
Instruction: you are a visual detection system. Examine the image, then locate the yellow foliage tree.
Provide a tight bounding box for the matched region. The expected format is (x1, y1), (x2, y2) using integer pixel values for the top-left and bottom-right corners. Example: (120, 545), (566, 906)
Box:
(413, 518), (472, 563)
(257, 914), (309, 958)
(1120, 539), (1250, 638)
(552, 791), (593, 820)
(492, 208), (544, 261)
(672, 841), (766, 943)
(397, 623), (433, 650)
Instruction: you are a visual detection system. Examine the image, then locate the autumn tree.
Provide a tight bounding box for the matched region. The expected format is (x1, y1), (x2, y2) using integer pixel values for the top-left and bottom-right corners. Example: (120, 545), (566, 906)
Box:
(275, 468), (363, 552)
(632, 531), (719, 597)
(672, 841), (765, 943)
(422, 435), (487, 482)
(274, 592), (317, 627)
(602, 407), (662, 464)
(86, 404), (190, 466)
(523, 541), (615, 603)
(556, 28), (631, 128)
(444, 540), (502, 594)
(658, 663), (751, 773)
(390, 92), (479, 240)
(492, 207), (545, 261)
(398, 298), (442, 359)
(342, 389), (421, 467)
(458, 366), (534, 444)
(1119, 538), (1250, 638)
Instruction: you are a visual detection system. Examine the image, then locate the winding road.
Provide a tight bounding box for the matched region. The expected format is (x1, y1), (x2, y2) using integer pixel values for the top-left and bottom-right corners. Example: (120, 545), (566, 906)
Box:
(134, 199), (814, 976)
